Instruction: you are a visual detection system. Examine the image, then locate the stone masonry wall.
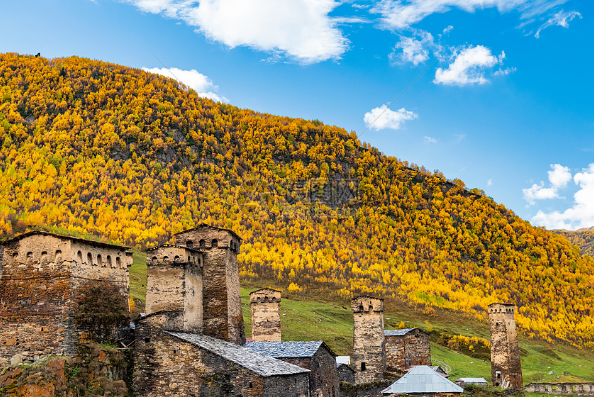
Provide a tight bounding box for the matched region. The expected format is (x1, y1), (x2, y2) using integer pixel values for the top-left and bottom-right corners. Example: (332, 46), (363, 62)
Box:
(250, 289), (282, 342)
(385, 329), (431, 371)
(133, 315), (309, 397)
(488, 303), (523, 390)
(175, 226), (245, 345)
(352, 296), (385, 385)
(525, 383), (594, 396)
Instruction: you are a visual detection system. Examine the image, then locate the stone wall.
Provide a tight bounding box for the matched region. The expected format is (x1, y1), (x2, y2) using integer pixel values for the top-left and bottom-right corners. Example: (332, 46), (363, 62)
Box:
(385, 329), (431, 371)
(133, 314), (309, 397)
(338, 364), (355, 384)
(351, 296), (385, 385)
(250, 289), (282, 342)
(488, 303), (523, 390)
(280, 346), (340, 397)
(525, 383), (594, 396)
(175, 225), (245, 345)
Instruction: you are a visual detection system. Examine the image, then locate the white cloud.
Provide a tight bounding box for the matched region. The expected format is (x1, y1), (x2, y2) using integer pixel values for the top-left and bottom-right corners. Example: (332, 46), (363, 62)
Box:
(371, 0), (570, 30)
(535, 10), (581, 38)
(434, 45), (503, 86)
(531, 164), (594, 230)
(487, 178), (493, 186)
(424, 136), (437, 144)
(523, 164), (571, 205)
(493, 67), (517, 76)
(391, 30), (434, 66)
(128, 0), (348, 64)
(363, 105), (418, 131)
(142, 67), (227, 102)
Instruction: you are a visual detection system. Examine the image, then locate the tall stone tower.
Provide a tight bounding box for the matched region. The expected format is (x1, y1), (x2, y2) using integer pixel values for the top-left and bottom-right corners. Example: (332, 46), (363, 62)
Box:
(175, 224), (245, 345)
(488, 303), (523, 390)
(351, 296), (386, 384)
(250, 288), (282, 342)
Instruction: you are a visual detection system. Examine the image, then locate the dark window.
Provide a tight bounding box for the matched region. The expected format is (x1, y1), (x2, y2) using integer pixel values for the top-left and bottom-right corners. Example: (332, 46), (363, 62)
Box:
(55, 250), (62, 262)
(174, 256), (180, 262)
(199, 239), (205, 248)
(27, 252), (33, 259)
(186, 240), (193, 248)
(107, 255), (113, 267)
(116, 257), (121, 268)
(212, 239), (218, 248)
(361, 362), (366, 371)
(97, 254), (103, 266)
(87, 253), (93, 265)
(144, 338), (150, 343)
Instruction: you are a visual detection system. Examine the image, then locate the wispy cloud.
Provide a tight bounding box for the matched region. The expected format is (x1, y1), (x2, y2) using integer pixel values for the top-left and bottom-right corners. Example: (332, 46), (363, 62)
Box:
(487, 178), (493, 186)
(434, 46), (505, 86)
(128, 0), (349, 64)
(531, 164), (594, 230)
(142, 66), (227, 102)
(535, 10), (581, 38)
(424, 135), (437, 144)
(523, 163), (571, 205)
(363, 105), (418, 131)
(390, 30), (434, 66)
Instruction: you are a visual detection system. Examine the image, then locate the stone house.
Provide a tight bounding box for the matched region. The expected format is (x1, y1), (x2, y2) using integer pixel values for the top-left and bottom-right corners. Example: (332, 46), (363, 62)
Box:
(133, 312), (310, 397)
(384, 328), (431, 372)
(337, 363), (355, 384)
(0, 231), (132, 366)
(245, 341), (339, 397)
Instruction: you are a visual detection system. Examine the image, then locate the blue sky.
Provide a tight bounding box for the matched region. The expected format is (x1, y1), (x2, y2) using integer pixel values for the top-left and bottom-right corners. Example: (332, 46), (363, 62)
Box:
(1, 0), (593, 230)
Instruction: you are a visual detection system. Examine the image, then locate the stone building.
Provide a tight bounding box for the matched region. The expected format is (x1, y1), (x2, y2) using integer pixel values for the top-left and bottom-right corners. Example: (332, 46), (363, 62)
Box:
(250, 288), (282, 342)
(337, 363), (355, 384)
(488, 303), (523, 390)
(384, 328), (431, 372)
(174, 224), (245, 345)
(0, 231), (132, 366)
(351, 296), (386, 384)
(146, 245), (205, 333)
(245, 341), (339, 397)
(133, 312), (310, 397)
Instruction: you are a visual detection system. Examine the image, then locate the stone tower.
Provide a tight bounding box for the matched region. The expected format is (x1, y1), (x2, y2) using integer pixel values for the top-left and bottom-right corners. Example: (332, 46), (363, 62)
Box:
(250, 288), (282, 342)
(145, 245), (204, 333)
(351, 296), (386, 384)
(488, 303), (523, 390)
(175, 224), (245, 345)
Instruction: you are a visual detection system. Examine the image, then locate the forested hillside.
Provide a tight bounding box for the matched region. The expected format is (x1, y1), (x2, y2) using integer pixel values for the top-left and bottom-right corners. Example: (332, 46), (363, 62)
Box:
(553, 227), (594, 258)
(1, 53), (593, 348)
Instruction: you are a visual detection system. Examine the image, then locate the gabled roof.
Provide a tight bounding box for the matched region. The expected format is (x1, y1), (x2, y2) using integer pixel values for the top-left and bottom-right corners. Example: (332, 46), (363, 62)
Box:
(174, 223), (242, 241)
(166, 332), (309, 377)
(146, 244), (203, 253)
(1, 230), (130, 250)
(244, 341), (336, 358)
(384, 328), (418, 337)
(382, 365), (464, 394)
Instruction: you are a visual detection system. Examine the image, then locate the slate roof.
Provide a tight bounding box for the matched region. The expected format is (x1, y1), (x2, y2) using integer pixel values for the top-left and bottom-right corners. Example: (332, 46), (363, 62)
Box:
(244, 341), (334, 358)
(174, 223), (242, 241)
(384, 328), (418, 336)
(166, 332), (309, 377)
(382, 365), (464, 394)
(1, 230), (130, 250)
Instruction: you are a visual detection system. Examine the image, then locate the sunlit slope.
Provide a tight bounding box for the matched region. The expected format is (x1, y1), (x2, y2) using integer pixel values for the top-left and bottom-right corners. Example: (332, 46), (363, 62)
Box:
(1, 53), (594, 347)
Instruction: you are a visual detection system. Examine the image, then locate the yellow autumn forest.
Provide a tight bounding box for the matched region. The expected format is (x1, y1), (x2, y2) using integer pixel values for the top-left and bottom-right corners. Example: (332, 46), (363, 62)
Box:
(1, 53), (593, 348)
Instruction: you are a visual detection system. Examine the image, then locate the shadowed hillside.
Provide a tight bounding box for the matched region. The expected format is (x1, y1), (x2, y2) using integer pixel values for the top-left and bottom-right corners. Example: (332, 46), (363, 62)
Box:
(1, 53), (594, 348)
(553, 227), (594, 258)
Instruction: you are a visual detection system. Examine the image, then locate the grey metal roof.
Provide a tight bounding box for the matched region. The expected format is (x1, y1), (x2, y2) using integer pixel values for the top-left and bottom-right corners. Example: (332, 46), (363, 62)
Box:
(336, 356), (351, 366)
(166, 332), (309, 377)
(244, 341), (328, 358)
(384, 328), (417, 336)
(382, 365), (464, 394)
(456, 378), (488, 383)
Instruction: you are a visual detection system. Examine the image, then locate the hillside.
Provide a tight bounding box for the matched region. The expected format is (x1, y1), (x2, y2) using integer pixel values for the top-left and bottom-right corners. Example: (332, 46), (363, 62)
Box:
(553, 227), (594, 258)
(1, 53), (594, 348)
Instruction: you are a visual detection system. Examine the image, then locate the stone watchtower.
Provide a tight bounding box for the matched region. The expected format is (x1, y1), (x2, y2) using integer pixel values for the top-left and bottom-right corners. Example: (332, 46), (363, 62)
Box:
(488, 303), (523, 390)
(175, 224), (245, 345)
(145, 245), (204, 333)
(250, 288), (282, 342)
(351, 296), (386, 384)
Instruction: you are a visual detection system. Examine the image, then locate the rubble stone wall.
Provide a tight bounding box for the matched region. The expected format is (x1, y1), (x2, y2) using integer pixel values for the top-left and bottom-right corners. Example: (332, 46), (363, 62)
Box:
(385, 329), (431, 371)
(488, 303), (523, 390)
(351, 296), (385, 385)
(250, 289), (282, 342)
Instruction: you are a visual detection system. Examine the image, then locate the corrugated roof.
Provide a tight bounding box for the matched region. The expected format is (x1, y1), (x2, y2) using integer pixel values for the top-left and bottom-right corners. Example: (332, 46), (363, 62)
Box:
(166, 332), (309, 377)
(382, 365), (464, 394)
(384, 328), (417, 336)
(244, 341), (332, 358)
(456, 378), (488, 383)
(336, 356), (351, 366)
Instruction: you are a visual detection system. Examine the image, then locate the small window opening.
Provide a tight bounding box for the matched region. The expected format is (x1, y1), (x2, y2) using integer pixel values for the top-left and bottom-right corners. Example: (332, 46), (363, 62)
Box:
(212, 239), (218, 247)
(107, 255), (113, 267)
(199, 239), (205, 248)
(55, 250), (62, 262)
(116, 257), (121, 268)
(144, 338), (150, 343)
(186, 241), (193, 248)
(77, 251), (83, 262)
(361, 362), (366, 371)
(249, 382), (253, 388)
(174, 256), (180, 263)
(97, 254), (103, 266)
(27, 252), (33, 259)
(87, 253), (93, 265)
(152, 256), (157, 264)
